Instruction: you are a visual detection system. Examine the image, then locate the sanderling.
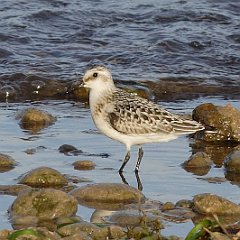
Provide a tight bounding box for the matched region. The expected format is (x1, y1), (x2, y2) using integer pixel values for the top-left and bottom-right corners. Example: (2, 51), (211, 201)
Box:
(82, 66), (204, 173)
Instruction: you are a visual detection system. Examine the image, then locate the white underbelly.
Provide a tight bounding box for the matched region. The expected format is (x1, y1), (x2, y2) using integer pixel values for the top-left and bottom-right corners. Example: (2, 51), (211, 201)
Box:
(93, 115), (178, 148)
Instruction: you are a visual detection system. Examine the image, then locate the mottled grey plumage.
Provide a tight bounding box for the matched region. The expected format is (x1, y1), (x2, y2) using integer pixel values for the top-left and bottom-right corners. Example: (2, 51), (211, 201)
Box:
(108, 89), (202, 135)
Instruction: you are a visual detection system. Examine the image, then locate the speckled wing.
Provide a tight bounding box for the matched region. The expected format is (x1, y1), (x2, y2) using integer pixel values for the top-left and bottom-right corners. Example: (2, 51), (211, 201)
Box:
(108, 89), (203, 135)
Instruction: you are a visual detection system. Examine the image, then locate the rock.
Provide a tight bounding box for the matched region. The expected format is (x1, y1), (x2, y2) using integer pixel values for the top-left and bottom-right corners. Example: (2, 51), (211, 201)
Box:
(97, 225), (125, 240)
(191, 142), (236, 167)
(10, 188), (78, 221)
(183, 152), (212, 168)
(0, 184), (31, 195)
(17, 107), (56, 132)
(224, 150), (240, 174)
(56, 216), (82, 227)
(58, 144), (83, 156)
(161, 202), (175, 211)
(62, 232), (92, 240)
(58, 221), (126, 240)
(57, 221), (100, 237)
(19, 167), (68, 187)
(11, 215), (39, 229)
(224, 150), (240, 183)
(182, 152), (212, 176)
(72, 160), (96, 170)
(193, 193), (240, 215)
(193, 103), (240, 142)
(0, 153), (17, 172)
(70, 183), (145, 210)
(7, 227), (61, 240)
(0, 229), (11, 239)
(175, 199), (193, 208)
(106, 210), (163, 228)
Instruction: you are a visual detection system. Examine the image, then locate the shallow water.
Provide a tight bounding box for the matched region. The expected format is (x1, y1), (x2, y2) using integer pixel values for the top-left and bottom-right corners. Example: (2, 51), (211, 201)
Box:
(0, 98), (239, 237)
(0, 0), (240, 237)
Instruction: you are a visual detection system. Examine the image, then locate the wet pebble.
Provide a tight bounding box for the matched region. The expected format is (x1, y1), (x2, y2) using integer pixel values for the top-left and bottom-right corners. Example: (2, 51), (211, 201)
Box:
(107, 210), (163, 228)
(62, 232), (92, 240)
(72, 160), (96, 170)
(193, 193), (240, 215)
(7, 227), (61, 240)
(58, 221), (126, 240)
(25, 75), (66, 99)
(193, 103), (240, 142)
(175, 199), (193, 208)
(70, 183), (145, 210)
(17, 107), (56, 132)
(10, 188), (78, 221)
(56, 216), (82, 226)
(224, 150), (240, 174)
(11, 215), (39, 229)
(182, 152), (212, 168)
(161, 202), (175, 211)
(19, 167), (68, 187)
(0, 184), (31, 195)
(57, 221), (100, 238)
(182, 152), (212, 176)
(58, 144), (83, 156)
(0, 229), (11, 239)
(0, 153), (17, 172)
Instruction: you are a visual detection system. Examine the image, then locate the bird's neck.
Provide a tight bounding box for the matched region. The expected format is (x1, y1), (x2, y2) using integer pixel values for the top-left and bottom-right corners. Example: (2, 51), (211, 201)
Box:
(89, 85), (115, 109)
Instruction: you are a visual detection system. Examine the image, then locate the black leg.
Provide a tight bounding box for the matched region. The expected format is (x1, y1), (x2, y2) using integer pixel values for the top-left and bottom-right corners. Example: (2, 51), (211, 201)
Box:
(135, 147), (144, 172)
(119, 171), (129, 185)
(119, 150), (130, 173)
(135, 170), (143, 191)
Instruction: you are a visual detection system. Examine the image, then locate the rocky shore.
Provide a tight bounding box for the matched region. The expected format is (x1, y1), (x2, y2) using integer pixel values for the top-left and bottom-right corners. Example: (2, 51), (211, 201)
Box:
(0, 102), (239, 239)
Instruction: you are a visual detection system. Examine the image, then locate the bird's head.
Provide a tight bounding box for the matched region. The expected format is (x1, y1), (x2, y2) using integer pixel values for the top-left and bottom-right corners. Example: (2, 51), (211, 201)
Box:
(82, 66), (115, 91)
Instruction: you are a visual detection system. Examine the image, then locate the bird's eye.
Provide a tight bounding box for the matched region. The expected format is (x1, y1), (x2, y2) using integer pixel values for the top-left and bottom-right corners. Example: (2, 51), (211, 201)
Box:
(93, 72), (98, 78)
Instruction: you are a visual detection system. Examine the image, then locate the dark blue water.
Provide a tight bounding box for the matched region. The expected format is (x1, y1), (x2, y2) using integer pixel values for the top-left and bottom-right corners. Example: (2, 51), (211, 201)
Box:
(1, 0), (240, 83)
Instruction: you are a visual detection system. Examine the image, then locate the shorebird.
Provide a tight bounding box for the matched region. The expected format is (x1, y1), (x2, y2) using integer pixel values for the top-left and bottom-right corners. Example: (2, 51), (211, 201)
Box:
(81, 66), (204, 174)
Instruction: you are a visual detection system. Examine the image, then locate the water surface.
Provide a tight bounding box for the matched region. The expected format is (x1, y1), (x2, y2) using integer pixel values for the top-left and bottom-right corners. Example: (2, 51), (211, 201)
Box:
(0, 0), (240, 237)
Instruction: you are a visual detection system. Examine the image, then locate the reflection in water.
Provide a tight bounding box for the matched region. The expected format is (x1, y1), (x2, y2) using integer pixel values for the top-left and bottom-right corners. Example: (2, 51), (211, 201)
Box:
(191, 141), (239, 166)
(119, 170), (143, 191)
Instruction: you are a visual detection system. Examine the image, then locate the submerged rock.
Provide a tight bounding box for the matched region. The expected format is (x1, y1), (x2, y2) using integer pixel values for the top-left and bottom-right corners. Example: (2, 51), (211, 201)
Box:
(0, 184), (31, 195)
(70, 183), (145, 210)
(224, 150), (240, 183)
(6, 227), (61, 240)
(58, 144), (83, 156)
(19, 167), (68, 187)
(10, 188), (78, 221)
(57, 220), (126, 240)
(183, 152), (212, 168)
(61, 232), (92, 240)
(182, 152), (212, 175)
(106, 210), (163, 228)
(57, 221), (100, 238)
(193, 193), (240, 215)
(17, 107), (56, 132)
(191, 142), (237, 167)
(72, 160), (96, 170)
(0, 153), (17, 172)
(224, 150), (240, 174)
(193, 103), (240, 142)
